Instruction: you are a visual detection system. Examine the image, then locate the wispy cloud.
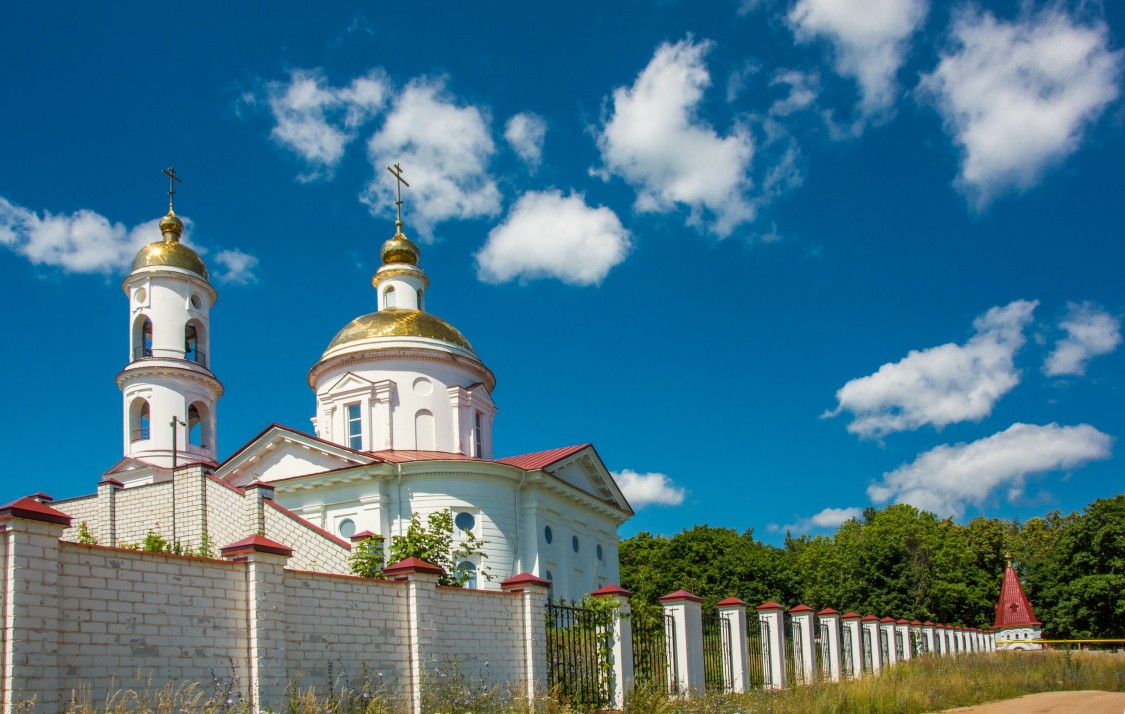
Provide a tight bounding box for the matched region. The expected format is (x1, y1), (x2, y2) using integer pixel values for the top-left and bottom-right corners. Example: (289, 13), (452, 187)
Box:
(918, 6), (1122, 207)
(1044, 302), (1121, 377)
(363, 78), (501, 242)
(504, 112), (548, 171)
(594, 38), (757, 237)
(772, 506), (864, 534)
(787, 0), (929, 125)
(265, 69), (389, 181)
(868, 422), (1112, 518)
(476, 190), (630, 286)
(612, 469), (686, 509)
(213, 249), (260, 285)
(825, 300), (1037, 439)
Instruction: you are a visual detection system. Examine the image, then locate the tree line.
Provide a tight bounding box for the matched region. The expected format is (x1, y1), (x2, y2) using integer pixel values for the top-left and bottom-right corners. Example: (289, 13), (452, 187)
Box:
(619, 494), (1124, 639)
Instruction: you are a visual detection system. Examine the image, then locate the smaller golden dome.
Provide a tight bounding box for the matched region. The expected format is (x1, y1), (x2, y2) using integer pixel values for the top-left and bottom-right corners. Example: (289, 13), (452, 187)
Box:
(326, 308), (475, 354)
(380, 231), (420, 266)
(159, 210), (184, 238)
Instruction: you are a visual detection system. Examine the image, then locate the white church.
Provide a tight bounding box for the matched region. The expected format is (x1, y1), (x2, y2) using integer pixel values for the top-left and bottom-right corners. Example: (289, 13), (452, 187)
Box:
(53, 173), (632, 602)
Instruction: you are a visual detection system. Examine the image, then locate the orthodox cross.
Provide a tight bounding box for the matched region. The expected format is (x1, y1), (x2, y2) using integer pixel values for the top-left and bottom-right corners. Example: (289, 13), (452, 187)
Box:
(162, 167), (182, 211)
(386, 163), (410, 228)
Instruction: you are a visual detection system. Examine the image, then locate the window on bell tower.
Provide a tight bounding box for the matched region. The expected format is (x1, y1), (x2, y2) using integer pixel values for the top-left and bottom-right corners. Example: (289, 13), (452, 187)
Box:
(130, 398), (151, 442)
(188, 404), (202, 446)
(346, 403), (363, 450)
(473, 411), (483, 457)
(384, 286), (396, 309)
(133, 316), (153, 360)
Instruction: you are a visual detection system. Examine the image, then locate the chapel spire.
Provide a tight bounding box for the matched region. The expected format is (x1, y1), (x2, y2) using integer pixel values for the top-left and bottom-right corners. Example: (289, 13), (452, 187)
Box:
(372, 163), (428, 310)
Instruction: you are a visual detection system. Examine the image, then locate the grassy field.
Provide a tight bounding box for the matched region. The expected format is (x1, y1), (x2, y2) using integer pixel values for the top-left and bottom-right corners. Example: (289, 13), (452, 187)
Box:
(20, 650), (1125, 713)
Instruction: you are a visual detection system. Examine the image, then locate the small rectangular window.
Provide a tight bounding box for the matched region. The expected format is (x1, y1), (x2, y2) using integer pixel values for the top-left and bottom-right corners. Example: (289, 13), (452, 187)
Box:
(473, 411), (483, 457)
(347, 403), (363, 450)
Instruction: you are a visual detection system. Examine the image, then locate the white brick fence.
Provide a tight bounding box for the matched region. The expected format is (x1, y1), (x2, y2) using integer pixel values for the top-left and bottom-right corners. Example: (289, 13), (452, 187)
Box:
(1, 497), (996, 713)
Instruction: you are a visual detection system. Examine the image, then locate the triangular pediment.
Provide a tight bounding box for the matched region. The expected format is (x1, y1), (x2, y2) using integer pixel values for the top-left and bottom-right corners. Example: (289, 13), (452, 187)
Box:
(215, 424), (378, 487)
(323, 372), (377, 396)
(543, 447), (633, 516)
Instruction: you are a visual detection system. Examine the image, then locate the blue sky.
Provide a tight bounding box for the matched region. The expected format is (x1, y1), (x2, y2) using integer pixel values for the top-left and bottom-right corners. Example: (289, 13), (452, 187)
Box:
(2, 1), (1123, 544)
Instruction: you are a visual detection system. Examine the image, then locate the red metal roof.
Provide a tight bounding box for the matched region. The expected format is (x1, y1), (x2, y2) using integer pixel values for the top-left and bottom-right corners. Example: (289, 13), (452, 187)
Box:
(369, 449), (485, 463)
(993, 565), (1042, 628)
(496, 444), (590, 470)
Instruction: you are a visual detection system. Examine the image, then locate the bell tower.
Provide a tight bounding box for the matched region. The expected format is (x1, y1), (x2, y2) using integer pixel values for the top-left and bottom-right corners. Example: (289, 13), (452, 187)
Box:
(116, 169), (223, 469)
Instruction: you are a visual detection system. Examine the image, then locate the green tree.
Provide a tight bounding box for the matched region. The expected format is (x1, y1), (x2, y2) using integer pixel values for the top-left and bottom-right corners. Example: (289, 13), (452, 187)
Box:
(387, 510), (490, 588)
(348, 533), (386, 578)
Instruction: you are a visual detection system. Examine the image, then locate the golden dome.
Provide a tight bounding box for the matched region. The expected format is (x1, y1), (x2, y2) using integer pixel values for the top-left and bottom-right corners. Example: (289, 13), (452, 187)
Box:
(326, 308), (475, 354)
(130, 211), (208, 280)
(381, 231), (420, 265)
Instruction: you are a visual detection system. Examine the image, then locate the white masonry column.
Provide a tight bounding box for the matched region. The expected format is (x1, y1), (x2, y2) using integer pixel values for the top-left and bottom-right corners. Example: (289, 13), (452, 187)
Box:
(717, 598), (749, 694)
(789, 605), (817, 685)
(500, 573), (551, 706)
(757, 602), (787, 690)
(591, 584), (635, 708)
(817, 609), (842, 682)
(861, 616), (882, 675)
(880, 618), (898, 667)
(661, 590), (705, 694)
(936, 625), (948, 656)
(841, 613), (863, 678)
(896, 619), (912, 661)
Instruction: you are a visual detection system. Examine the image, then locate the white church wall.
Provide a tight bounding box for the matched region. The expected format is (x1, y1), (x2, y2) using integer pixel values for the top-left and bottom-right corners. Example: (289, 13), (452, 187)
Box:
(240, 449), (351, 483)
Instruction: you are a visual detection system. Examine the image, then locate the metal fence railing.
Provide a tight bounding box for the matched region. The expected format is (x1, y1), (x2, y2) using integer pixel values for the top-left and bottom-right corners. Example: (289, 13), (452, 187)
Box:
(747, 617), (769, 688)
(702, 612), (732, 691)
(817, 622), (831, 679)
(545, 601), (613, 711)
(841, 625), (855, 678)
(631, 608), (676, 694)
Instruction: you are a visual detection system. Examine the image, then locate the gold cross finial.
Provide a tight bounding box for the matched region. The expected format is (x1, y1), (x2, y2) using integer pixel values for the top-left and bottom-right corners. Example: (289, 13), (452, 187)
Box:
(1005, 552), (1013, 568)
(162, 167), (182, 211)
(386, 163), (410, 232)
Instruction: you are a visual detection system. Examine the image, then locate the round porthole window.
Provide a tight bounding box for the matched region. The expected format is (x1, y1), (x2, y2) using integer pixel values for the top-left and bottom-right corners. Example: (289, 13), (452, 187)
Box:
(338, 518), (356, 539)
(544, 525), (553, 544)
(190, 294), (203, 309)
(596, 544), (604, 561)
(134, 288), (147, 304)
(572, 536), (580, 553)
(455, 511), (476, 533)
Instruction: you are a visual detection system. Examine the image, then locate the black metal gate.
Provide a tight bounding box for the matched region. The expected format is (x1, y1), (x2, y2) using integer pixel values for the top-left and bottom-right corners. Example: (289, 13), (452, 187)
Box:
(862, 626), (873, 672)
(786, 615), (803, 684)
(841, 625), (854, 678)
(631, 608), (676, 694)
(545, 601), (613, 710)
(817, 622), (831, 679)
(702, 612), (733, 691)
(747, 618), (769, 688)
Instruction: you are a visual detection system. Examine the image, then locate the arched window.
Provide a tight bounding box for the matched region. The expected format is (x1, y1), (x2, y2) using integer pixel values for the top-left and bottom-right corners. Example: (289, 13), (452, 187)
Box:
(384, 286), (396, 309)
(188, 402), (210, 448)
(130, 398), (150, 442)
(415, 409), (435, 450)
(416, 289), (423, 311)
(185, 320), (206, 366)
(458, 561), (477, 589)
(133, 316), (153, 360)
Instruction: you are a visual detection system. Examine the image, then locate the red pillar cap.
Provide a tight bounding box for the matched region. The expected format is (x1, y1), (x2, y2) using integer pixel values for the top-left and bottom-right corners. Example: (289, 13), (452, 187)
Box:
(383, 557), (444, 577)
(757, 601), (785, 611)
(659, 589), (703, 603)
(500, 572), (551, 589)
(590, 584), (633, 598)
(789, 604), (814, 614)
(841, 612), (862, 619)
(0, 496), (72, 526)
(220, 534), (293, 557)
(817, 608), (840, 616)
(350, 530), (378, 542)
(716, 597), (748, 607)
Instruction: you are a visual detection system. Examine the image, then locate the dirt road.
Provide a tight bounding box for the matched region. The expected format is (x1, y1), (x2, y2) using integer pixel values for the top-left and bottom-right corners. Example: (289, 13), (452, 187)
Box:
(940, 690), (1125, 713)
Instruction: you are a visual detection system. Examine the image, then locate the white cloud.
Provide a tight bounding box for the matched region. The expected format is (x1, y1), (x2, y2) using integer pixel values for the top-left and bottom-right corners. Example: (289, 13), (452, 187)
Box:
(504, 113), (547, 171)
(1044, 302), (1122, 377)
(868, 422), (1113, 518)
(788, 0), (928, 119)
(213, 249), (260, 286)
(774, 506), (864, 534)
(825, 300), (1037, 439)
(611, 469), (686, 509)
(918, 7), (1122, 206)
(0, 197), (156, 273)
(769, 69), (821, 117)
(595, 38), (757, 237)
(364, 78), (501, 241)
(476, 190), (630, 286)
(266, 69), (389, 181)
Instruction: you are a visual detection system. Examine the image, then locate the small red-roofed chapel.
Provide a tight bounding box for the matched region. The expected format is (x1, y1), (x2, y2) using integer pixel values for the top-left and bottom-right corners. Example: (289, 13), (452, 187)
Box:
(993, 552), (1044, 650)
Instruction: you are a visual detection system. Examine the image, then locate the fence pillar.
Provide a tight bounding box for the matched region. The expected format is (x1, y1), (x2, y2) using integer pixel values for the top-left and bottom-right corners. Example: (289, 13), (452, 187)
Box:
(591, 584), (634, 708)
(936, 625), (948, 656)
(660, 590), (704, 694)
(384, 557), (445, 714)
(789, 605), (816, 685)
(220, 535), (292, 712)
(96, 478), (123, 545)
(0, 497), (71, 714)
(501, 573), (551, 704)
(817, 609), (842, 682)
(243, 481), (274, 535)
(861, 616), (882, 675)
(841, 613), (863, 678)
(716, 598), (749, 693)
(757, 603), (787, 689)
